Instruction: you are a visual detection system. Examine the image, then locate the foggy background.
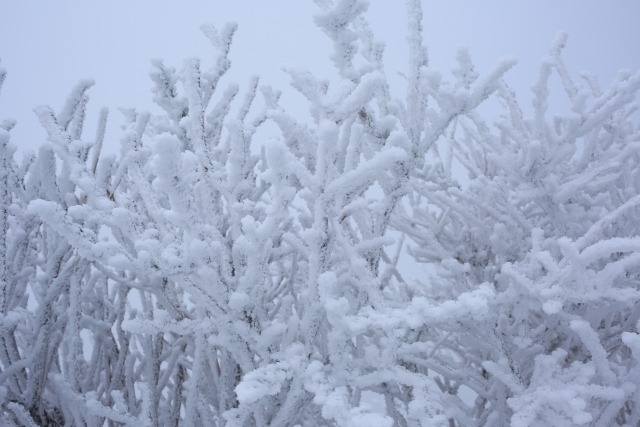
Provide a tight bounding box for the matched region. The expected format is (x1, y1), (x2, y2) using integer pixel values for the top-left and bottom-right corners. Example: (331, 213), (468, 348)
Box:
(1, 1), (639, 156)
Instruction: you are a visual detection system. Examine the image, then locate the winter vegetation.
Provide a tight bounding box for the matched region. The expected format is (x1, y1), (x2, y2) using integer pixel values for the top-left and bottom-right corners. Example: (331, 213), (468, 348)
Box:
(1, 0), (640, 425)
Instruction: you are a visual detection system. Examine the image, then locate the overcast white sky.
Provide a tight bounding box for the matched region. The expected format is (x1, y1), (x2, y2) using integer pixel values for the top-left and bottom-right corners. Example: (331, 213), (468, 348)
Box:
(1, 1), (639, 155)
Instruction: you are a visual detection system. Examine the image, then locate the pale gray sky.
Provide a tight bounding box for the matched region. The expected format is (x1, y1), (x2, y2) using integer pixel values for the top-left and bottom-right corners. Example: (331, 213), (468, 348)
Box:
(1, 1), (639, 154)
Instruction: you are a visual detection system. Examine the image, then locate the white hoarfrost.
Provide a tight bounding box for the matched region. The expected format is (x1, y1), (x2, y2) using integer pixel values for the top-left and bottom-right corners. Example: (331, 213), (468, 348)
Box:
(0, 1), (639, 426)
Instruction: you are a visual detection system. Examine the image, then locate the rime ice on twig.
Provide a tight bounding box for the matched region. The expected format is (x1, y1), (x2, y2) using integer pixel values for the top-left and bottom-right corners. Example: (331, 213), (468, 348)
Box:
(2, 3), (640, 426)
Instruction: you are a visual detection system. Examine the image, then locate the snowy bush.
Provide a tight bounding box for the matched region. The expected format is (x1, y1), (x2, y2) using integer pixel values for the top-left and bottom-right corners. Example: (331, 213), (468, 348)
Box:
(1, 0), (639, 426)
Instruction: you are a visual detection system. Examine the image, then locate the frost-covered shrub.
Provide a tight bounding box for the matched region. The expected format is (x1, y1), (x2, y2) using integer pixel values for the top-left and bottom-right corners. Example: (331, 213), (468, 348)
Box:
(1, 0), (639, 426)
(396, 31), (640, 427)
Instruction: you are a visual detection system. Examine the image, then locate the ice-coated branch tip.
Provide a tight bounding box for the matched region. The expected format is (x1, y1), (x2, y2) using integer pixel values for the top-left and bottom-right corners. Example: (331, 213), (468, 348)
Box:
(550, 31), (569, 57)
